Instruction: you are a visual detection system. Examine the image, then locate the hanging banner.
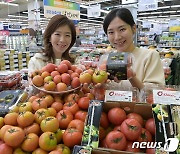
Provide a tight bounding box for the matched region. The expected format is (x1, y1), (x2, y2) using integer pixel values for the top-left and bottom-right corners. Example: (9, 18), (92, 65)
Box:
(138, 0), (158, 11)
(43, 0), (80, 20)
(87, 4), (101, 18)
(169, 19), (180, 32)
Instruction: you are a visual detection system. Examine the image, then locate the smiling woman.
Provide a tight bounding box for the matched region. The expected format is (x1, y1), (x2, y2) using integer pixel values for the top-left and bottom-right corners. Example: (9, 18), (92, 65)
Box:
(100, 8), (165, 90)
(28, 14), (76, 74)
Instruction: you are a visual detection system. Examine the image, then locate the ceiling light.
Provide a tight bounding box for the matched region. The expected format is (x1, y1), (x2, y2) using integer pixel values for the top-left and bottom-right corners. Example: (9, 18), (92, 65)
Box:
(158, 6), (170, 9)
(8, 15), (28, 18)
(171, 5), (180, 8)
(0, 2), (19, 6)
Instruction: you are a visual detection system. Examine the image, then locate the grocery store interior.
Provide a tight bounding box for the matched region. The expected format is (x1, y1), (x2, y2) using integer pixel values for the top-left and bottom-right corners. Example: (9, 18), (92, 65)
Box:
(0, 0), (180, 154)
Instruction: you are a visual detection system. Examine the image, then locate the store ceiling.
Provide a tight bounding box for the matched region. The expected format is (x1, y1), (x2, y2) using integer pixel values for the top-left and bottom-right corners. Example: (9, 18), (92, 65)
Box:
(0, 0), (179, 29)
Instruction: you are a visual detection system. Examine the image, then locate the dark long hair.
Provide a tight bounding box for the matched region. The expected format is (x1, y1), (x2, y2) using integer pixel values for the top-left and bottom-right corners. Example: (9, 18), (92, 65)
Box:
(43, 15), (76, 63)
(103, 8), (135, 34)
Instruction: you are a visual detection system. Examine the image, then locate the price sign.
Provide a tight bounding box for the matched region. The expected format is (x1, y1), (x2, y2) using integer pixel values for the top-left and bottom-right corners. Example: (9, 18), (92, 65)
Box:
(153, 90), (180, 105)
(105, 90), (133, 102)
(138, 0), (158, 11)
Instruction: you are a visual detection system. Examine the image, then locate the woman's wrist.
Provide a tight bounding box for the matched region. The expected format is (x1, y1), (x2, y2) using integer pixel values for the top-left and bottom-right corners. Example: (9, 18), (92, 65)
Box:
(129, 76), (144, 90)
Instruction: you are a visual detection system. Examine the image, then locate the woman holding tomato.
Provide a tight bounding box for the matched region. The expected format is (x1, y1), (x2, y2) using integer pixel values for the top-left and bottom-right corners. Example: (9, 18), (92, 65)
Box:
(100, 8), (165, 90)
(28, 14), (77, 74)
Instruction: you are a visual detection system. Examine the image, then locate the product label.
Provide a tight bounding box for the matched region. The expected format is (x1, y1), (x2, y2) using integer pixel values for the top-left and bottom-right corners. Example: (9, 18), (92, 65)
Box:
(105, 90), (132, 102)
(153, 90), (180, 105)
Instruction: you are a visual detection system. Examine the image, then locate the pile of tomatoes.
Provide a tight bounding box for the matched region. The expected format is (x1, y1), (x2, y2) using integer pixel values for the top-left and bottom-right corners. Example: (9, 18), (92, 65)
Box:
(98, 107), (156, 154)
(31, 60), (108, 93)
(0, 90), (94, 154)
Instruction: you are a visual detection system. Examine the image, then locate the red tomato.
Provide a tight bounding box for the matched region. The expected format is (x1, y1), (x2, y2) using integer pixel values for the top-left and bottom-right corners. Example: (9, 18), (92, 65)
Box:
(56, 110), (73, 129)
(4, 126), (25, 147)
(17, 111), (35, 127)
(32, 148), (48, 154)
(63, 128), (82, 148)
(100, 112), (109, 129)
(63, 101), (79, 115)
(120, 119), (142, 141)
(21, 133), (39, 152)
(67, 119), (84, 132)
(113, 125), (121, 131)
(51, 102), (63, 112)
(105, 130), (127, 150)
(108, 107), (126, 125)
(78, 97), (90, 110)
(137, 128), (152, 142)
(145, 118), (156, 136)
(64, 93), (80, 102)
(146, 148), (156, 154)
(0, 143), (13, 154)
(32, 98), (47, 111)
(39, 132), (57, 152)
(74, 110), (87, 122)
(99, 126), (106, 141)
(4, 112), (18, 126)
(127, 112), (144, 127)
(0, 125), (12, 141)
(24, 123), (40, 135)
(125, 141), (140, 152)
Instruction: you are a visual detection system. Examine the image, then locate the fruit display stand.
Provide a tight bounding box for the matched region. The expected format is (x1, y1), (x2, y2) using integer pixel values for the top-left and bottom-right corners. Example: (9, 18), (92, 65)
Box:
(0, 56), (179, 153)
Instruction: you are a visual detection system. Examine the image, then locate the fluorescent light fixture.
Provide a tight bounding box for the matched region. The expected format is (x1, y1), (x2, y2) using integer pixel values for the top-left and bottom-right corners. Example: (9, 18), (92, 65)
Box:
(150, 11), (162, 14)
(0, 2), (19, 6)
(171, 5), (180, 8)
(170, 14), (180, 17)
(158, 6), (170, 9)
(8, 15), (28, 18)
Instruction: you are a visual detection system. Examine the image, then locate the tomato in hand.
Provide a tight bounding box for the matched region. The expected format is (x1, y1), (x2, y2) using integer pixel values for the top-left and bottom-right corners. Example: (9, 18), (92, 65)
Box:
(120, 119), (142, 141)
(105, 130), (127, 150)
(63, 128), (82, 148)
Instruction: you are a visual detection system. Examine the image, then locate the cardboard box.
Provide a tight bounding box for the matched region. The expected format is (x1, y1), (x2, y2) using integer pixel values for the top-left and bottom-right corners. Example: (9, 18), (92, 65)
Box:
(88, 102), (153, 154)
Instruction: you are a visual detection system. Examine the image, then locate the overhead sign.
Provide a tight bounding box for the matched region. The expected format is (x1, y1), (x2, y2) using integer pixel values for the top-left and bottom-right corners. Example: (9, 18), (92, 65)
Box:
(87, 4), (101, 18)
(43, 0), (80, 20)
(8, 23), (21, 30)
(138, 0), (158, 11)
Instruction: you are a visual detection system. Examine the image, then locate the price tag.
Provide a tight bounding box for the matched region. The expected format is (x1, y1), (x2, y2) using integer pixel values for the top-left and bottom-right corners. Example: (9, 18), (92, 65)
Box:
(153, 90), (180, 105)
(105, 90), (132, 102)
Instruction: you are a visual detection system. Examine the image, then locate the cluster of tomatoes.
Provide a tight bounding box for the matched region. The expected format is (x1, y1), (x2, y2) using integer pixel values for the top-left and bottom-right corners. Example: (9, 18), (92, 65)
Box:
(98, 107), (156, 154)
(31, 60), (108, 93)
(0, 90), (94, 154)
(31, 60), (84, 92)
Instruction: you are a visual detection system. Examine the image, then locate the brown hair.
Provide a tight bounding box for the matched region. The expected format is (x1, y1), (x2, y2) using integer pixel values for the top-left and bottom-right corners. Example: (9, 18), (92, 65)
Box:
(43, 15), (76, 63)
